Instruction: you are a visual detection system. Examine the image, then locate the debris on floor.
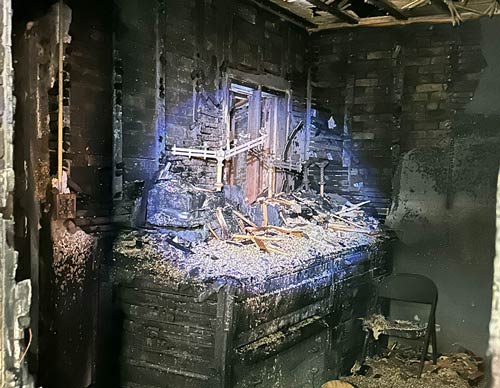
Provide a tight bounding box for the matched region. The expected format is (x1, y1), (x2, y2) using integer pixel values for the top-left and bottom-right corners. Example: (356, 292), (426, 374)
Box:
(362, 314), (428, 340)
(340, 345), (486, 388)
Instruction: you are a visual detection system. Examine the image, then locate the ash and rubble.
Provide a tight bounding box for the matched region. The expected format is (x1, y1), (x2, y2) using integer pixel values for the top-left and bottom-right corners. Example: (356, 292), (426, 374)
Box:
(53, 228), (96, 292)
(339, 344), (486, 388)
(114, 175), (387, 293)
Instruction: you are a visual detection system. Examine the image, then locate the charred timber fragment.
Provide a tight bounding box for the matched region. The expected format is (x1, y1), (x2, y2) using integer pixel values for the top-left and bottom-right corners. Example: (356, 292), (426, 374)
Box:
(306, 0), (360, 24)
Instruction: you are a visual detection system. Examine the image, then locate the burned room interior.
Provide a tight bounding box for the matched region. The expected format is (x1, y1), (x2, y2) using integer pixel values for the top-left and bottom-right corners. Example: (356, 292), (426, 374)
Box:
(1, 0), (500, 387)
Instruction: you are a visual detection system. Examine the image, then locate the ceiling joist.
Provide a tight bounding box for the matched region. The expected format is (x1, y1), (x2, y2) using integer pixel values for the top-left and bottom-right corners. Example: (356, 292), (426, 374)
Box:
(366, 0), (408, 19)
(304, 0), (360, 24)
(265, 0), (500, 30)
(250, 0), (318, 28)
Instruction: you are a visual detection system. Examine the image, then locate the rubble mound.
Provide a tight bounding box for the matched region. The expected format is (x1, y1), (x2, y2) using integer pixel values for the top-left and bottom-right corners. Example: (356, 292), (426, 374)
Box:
(341, 345), (486, 388)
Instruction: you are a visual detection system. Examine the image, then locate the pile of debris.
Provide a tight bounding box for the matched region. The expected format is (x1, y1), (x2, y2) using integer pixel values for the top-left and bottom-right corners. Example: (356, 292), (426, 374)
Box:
(340, 345), (486, 388)
(114, 189), (385, 292)
(204, 191), (380, 252)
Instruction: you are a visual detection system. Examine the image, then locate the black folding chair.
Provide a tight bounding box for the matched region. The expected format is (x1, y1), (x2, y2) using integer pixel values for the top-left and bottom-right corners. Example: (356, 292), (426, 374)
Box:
(361, 273), (438, 378)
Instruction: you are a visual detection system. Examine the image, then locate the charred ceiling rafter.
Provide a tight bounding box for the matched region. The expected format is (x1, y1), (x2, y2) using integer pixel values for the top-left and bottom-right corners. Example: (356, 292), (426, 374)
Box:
(435, 0), (463, 24)
(249, 0), (318, 28)
(267, 0), (500, 30)
(305, 0), (360, 24)
(366, 0), (408, 19)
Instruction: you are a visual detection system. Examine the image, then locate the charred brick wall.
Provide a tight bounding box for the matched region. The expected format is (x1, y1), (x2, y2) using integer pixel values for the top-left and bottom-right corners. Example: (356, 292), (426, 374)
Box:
(310, 19), (500, 354)
(0, 0), (34, 386)
(308, 22), (488, 217)
(114, 0), (308, 224)
(163, 0), (307, 186)
(68, 0), (113, 232)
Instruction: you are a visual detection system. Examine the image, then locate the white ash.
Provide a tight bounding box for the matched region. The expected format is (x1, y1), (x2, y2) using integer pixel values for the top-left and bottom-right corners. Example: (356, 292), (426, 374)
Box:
(53, 229), (96, 291)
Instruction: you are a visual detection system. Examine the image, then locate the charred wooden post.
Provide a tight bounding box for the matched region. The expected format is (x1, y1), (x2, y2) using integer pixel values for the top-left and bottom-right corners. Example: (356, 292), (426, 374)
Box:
(214, 283), (237, 388)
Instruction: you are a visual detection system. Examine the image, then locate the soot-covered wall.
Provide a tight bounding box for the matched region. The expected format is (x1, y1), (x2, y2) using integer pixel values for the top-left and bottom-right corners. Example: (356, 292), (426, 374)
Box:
(310, 18), (500, 355)
(114, 0), (308, 225)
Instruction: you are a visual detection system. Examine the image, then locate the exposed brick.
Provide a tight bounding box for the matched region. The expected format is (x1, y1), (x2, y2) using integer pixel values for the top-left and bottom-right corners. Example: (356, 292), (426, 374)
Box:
(416, 83), (446, 93)
(405, 57), (431, 66)
(367, 51), (391, 60)
(355, 78), (378, 87)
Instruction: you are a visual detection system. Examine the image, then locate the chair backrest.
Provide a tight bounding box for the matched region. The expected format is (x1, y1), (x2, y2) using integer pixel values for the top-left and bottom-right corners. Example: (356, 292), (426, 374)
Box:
(377, 273), (438, 306)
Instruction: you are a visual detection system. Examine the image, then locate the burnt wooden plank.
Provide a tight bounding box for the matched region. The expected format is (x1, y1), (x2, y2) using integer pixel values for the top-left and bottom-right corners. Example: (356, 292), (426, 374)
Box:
(235, 316), (327, 364)
(233, 330), (328, 386)
(117, 286), (218, 316)
(112, 268), (209, 298)
(305, 0), (359, 24)
(122, 340), (213, 376)
(123, 319), (215, 346)
(235, 278), (331, 333)
(122, 326), (215, 359)
(119, 302), (218, 330)
(246, 260), (331, 296)
(122, 360), (209, 388)
(235, 297), (331, 347)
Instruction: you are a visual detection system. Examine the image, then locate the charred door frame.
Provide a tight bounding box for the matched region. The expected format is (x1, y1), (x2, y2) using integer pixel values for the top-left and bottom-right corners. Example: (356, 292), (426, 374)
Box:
(224, 69), (291, 201)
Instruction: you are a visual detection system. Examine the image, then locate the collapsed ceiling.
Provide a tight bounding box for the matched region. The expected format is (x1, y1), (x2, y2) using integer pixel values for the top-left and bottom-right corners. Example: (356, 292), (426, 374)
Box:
(252, 0), (500, 29)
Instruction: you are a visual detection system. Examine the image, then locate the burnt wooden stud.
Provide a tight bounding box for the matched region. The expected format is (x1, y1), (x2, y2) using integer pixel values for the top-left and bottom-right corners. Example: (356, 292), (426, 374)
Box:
(214, 283), (237, 388)
(305, 0), (360, 24)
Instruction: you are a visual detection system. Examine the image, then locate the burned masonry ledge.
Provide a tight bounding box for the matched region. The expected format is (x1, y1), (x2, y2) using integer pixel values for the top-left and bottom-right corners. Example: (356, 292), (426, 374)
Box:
(109, 186), (394, 387)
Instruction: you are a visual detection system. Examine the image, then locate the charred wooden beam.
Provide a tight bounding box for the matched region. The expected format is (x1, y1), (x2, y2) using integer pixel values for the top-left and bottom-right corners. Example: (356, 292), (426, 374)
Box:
(367, 0), (408, 19)
(215, 283), (237, 388)
(305, 0), (360, 24)
(249, 0), (318, 29)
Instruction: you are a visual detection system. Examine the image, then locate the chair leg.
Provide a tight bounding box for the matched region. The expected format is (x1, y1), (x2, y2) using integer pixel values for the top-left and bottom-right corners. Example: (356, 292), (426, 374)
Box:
(431, 324), (438, 364)
(418, 328), (432, 378)
(360, 331), (371, 365)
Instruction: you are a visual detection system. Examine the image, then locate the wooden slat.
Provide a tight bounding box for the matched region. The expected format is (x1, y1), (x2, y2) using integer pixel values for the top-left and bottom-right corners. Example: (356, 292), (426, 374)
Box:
(368, 0), (408, 19)
(305, 0), (359, 24)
